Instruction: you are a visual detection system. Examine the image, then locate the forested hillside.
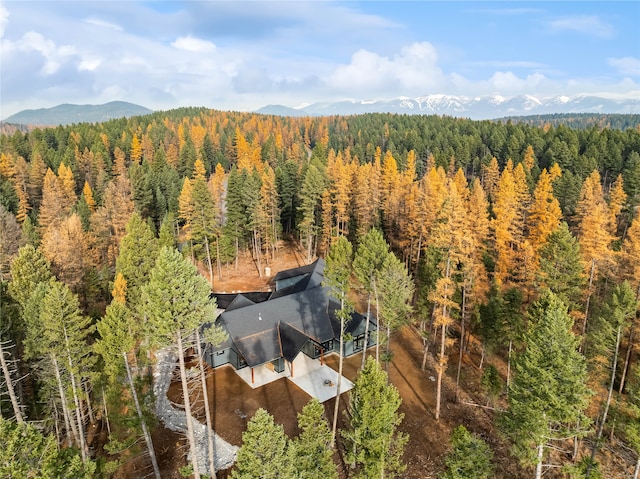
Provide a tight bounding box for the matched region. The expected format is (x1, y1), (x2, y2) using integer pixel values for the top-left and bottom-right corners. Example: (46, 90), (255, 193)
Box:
(1, 108), (640, 477)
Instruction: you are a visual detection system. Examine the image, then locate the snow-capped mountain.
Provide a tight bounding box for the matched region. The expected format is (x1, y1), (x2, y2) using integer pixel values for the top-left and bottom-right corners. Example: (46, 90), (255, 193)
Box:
(257, 94), (640, 119)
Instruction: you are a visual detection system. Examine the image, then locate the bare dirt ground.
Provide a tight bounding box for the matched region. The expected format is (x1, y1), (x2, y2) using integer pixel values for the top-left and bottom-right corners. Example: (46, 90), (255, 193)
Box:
(155, 241), (632, 479)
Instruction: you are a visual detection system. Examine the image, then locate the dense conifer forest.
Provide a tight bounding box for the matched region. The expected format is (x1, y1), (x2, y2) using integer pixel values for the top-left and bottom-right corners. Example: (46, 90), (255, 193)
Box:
(1, 109), (640, 477)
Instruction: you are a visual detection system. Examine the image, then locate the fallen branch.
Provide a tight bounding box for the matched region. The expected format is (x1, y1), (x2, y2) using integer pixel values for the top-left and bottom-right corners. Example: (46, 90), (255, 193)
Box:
(461, 400), (505, 412)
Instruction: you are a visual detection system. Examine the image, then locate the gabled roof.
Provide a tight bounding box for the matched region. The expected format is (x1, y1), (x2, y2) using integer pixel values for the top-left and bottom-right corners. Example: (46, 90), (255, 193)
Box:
(213, 257), (371, 368)
(225, 294), (256, 311)
(219, 285), (336, 366)
(272, 258), (325, 295)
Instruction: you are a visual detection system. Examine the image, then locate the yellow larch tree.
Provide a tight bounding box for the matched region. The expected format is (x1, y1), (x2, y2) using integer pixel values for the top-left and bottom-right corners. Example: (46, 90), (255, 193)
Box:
(28, 151), (47, 210)
(41, 213), (94, 297)
(178, 177), (195, 239)
(235, 128), (253, 171)
(575, 170), (616, 347)
(130, 134), (142, 164)
(82, 181), (96, 212)
(617, 210), (640, 392)
(15, 184), (30, 224)
(380, 150), (400, 238)
(492, 164), (520, 286)
(482, 156), (501, 201)
(57, 163), (77, 213)
(39, 168), (71, 233)
(396, 151), (419, 261)
(512, 162), (532, 236)
(523, 145), (537, 172)
(527, 168), (563, 253)
(90, 174), (135, 268)
(0, 152), (16, 181)
(429, 178), (467, 420)
(353, 162), (376, 239)
(608, 174), (627, 234)
(329, 151), (354, 237)
(112, 272), (127, 304)
(112, 147), (128, 178)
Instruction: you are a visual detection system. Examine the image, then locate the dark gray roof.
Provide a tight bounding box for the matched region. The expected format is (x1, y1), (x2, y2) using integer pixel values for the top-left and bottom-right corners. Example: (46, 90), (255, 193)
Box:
(272, 258), (325, 282)
(212, 257), (371, 367)
(279, 322), (310, 363)
(225, 294), (256, 311)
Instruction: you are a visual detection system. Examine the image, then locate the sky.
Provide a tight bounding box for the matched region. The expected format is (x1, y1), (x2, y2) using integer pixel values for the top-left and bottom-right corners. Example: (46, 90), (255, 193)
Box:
(1, 1), (639, 118)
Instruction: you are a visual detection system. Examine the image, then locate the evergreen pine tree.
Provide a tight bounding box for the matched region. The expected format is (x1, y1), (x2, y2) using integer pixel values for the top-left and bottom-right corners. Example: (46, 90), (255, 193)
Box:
(501, 291), (590, 479)
(439, 425), (493, 479)
(231, 408), (293, 479)
(343, 357), (408, 479)
(291, 399), (337, 479)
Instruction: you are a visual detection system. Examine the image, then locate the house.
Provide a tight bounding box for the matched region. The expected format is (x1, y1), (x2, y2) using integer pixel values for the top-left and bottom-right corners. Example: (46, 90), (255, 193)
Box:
(203, 259), (376, 390)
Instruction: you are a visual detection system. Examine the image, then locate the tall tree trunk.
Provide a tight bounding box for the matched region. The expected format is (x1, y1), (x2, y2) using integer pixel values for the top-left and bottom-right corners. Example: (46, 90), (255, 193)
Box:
(123, 352), (161, 479)
(101, 388), (111, 436)
(195, 329), (217, 479)
(455, 287), (467, 402)
(421, 338), (429, 372)
(435, 314), (446, 421)
(215, 235), (223, 280)
(361, 293), (372, 371)
(634, 455), (640, 479)
(204, 235), (214, 288)
(619, 284), (640, 393)
(177, 332), (201, 479)
(435, 257), (451, 422)
(253, 231), (263, 277)
(62, 325), (88, 462)
(51, 355), (76, 445)
(586, 324), (622, 479)
(83, 381), (94, 424)
(65, 354), (88, 463)
(581, 259), (596, 354)
(331, 297), (345, 449)
(373, 279), (380, 363)
(0, 340), (23, 423)
(506, 340), (513, 392)
(535, 443), (544, 479)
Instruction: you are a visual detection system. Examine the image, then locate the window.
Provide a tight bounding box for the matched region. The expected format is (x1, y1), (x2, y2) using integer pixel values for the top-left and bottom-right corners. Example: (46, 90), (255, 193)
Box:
(354, 334), (365, 351)
(321, 339), (334, 352)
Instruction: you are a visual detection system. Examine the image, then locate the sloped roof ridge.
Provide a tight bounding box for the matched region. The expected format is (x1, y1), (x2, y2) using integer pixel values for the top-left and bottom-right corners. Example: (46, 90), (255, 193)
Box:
(225, 293), (256, 311)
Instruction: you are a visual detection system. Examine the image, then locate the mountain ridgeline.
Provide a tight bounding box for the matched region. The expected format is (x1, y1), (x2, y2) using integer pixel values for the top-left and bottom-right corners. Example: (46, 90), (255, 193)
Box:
(2, 101), (153, 126)
(257, 94), (639, 120)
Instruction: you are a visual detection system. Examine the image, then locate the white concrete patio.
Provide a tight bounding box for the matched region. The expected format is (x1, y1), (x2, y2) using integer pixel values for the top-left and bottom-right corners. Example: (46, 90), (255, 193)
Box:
(234, 361), (290, 389)
(233, 352), (353, 402)
(289, 363), (353, 403)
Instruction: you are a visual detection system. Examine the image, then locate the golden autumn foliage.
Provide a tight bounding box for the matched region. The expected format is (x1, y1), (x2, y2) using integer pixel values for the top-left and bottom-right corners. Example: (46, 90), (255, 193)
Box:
(527, 168), (563, 253)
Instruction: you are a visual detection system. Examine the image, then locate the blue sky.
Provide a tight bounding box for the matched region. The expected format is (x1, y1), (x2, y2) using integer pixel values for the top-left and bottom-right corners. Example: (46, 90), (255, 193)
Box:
(1, 1), (639, 118)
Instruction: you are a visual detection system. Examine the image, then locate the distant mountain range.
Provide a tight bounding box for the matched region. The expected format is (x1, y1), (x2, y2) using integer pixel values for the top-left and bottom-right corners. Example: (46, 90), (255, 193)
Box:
(2, 101), (153, 126)
(257, 94), (640, 119)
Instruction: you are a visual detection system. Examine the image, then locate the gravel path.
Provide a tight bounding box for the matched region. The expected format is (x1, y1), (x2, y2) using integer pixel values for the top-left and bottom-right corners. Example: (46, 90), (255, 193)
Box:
(154, 347), (238, 475)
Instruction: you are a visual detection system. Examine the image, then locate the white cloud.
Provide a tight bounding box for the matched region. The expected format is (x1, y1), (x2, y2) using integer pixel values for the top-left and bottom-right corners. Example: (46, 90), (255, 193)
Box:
(466, 60), (547, 69)
(548, 15), (613, 38)
(84, 17), (123, 31)
(328, 42), (445, 96)
(19, 31), (77, 75)
(78, 57), (101, 72)
(171, 36), (216, 53)
(488, 71), (547, 92)
(608, 57), (640, 77)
